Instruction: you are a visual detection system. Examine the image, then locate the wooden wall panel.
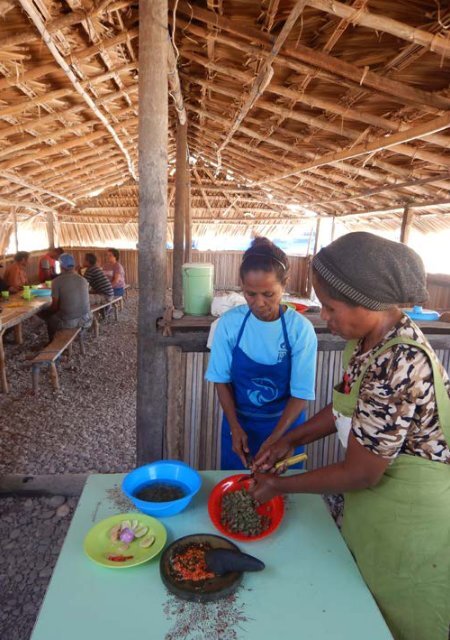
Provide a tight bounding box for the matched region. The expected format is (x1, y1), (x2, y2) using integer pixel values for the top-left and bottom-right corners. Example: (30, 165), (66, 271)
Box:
(427, 274), (450, 311)
(11, 248), (310, 294)
(166, 343), (450, 471)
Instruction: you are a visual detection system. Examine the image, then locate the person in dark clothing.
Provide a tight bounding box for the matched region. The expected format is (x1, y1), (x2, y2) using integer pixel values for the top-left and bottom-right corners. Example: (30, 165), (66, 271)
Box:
(82, 253), (114, 303)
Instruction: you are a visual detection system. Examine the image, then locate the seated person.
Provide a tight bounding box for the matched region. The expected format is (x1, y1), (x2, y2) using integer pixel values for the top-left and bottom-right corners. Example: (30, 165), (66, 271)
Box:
(103, 248), (125, 297)
(38, 247), (64, 282)
(41, 253), (92, 341)
(4, 251), (29, 293)
(82, 253), (114, 304)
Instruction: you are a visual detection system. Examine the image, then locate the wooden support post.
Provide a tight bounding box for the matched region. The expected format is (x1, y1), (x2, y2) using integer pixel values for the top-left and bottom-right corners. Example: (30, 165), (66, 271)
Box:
(49, 362), (59, 390)
(165, 346), (185, 459)
(313, 216), (322, 256)
(185, 168), (192, 263)
(137, 0), (168, 465)
(79, 331), (86, 356)
(46, 210), (55, 249)
(0, 330), (8, 394)
(14, 323), (23, 345)
(400, 203), (414, 244)
(31, 363), (40, 394)
(331, 216), (336, 241)
(13, 209), (19, 252)
(93, 314), (99, 338)
(173, 121), (187, 309)
(307, 217), (321, 297)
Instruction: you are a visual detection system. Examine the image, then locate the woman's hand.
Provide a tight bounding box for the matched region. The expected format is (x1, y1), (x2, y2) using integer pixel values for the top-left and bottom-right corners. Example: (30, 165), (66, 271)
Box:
(248, 472), (282, 503)
(253, 436), (294, 473)
(230, 425), (249, 468)
(254, 434), (279, 462)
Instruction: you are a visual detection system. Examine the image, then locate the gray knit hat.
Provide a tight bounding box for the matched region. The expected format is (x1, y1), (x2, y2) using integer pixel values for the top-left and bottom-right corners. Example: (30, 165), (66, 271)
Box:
(312, 232), (428, 310)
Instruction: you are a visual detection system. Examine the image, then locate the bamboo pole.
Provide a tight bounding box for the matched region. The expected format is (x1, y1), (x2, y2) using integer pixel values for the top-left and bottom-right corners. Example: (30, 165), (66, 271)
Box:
(185, 172), (192, 263)
(137, 0), (168, 464)
(400, 203), (414, 244)
(167, 40), (187, 125)
(305, 0), (450, 59)
(173, 122), (188, 308)
(13, 210), (19, 253)
(46, 211), (55, 249)
(17, 0), (137, 182)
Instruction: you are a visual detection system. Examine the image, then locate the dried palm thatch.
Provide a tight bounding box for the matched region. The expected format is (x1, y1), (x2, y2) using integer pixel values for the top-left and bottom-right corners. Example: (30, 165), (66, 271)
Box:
(0, 0), (450, 244)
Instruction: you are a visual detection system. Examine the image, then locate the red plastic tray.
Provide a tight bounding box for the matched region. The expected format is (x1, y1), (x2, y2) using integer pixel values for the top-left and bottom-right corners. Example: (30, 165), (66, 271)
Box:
(208, 474), (285, 542)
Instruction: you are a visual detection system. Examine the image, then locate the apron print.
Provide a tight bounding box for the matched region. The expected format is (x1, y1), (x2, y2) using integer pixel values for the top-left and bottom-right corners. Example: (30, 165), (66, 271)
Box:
(247, 377), (279, 406)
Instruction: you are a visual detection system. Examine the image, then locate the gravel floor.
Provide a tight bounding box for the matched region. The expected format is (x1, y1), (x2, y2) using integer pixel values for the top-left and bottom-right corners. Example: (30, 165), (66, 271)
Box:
(0, 291), (137, 475)
(0, 292), (138, 639)
(0, 495), (78, 640)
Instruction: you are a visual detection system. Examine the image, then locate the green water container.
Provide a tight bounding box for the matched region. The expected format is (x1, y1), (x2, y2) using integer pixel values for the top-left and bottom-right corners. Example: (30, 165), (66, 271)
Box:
(182, 263), (214, 315)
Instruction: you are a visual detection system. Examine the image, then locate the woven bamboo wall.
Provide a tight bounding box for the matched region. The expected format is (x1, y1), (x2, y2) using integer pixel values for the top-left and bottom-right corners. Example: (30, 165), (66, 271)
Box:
(165, 344), (450, 470)
(15, 248), (310, 295)
(4, 248), (447, 308)
(427, 275), (450, 311)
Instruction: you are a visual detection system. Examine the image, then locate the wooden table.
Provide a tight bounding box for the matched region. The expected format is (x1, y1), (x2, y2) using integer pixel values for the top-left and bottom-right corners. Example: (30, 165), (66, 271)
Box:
(0, 294), (51, 393)
(31, 472), (392, 640)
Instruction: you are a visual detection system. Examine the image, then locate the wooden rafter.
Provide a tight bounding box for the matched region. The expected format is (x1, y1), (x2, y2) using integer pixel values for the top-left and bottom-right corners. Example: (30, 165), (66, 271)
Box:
(17, 0), (138, 181)
(305, 0), (450, 59)
(216, 0), (307, 160)
(254, 112), (450, 186)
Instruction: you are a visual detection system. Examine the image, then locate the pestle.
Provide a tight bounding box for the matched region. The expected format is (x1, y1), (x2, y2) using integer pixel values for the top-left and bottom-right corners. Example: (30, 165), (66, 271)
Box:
(205, 549), (265, 575)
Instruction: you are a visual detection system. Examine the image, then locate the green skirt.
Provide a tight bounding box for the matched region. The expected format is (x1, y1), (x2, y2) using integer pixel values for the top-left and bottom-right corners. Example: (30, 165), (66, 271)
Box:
(342, 455), (450, 640)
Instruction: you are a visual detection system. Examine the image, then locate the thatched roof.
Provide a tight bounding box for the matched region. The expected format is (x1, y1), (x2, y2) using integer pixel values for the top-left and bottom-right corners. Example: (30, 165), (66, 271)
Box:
(1, 0), (450, 242)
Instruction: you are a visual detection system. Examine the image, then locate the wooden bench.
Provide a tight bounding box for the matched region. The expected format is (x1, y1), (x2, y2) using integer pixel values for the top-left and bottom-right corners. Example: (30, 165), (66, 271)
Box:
(30, 328), (85, 392)
(90, 296), (123, 338)
(123, 284), (130, 301)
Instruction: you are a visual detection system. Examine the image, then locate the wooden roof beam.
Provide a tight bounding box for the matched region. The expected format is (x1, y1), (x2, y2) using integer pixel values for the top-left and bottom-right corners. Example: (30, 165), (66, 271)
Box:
(174, 1), (450, 112)
(216, 0), (307, 160)
(189, 117), (440, 208)
(188, 102), (450, 206)
(22, 142), (130, 182)
(0, 118), (137, 172)
(337, 199), (450, 220)
(254, 111), (450, 186)
(186, 73), (450, 174)
(17, 0), (137, 181)
(181, 50), (449, 155)
(0, 172), (75, 207)
(187, 137), (340, 215)
(0, 197), (55, 212)
(305, 0), (450, 60)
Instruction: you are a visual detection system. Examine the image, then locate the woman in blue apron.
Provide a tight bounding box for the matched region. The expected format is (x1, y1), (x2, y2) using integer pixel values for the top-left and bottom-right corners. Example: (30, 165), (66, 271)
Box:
(206, 237), (318, 470)
(250, 232), (450, 640)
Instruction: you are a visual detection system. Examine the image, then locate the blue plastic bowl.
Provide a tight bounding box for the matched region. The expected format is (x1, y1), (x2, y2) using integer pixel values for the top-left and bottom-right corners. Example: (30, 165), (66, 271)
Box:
(31, 289), (52, 297)
(122, 460), (202, 517)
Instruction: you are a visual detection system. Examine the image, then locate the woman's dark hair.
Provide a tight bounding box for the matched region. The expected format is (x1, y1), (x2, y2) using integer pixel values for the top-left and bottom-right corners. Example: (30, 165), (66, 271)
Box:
(85, 252), (97, 266)
(240, 237), (289, 286)
(15, 251), (30, 262)
(107, 248), (120, 261)
(312, 269), (359, 307)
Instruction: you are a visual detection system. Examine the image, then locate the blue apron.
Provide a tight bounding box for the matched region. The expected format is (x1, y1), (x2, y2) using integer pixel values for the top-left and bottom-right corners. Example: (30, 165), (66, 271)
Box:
(221, 306), (306, 470)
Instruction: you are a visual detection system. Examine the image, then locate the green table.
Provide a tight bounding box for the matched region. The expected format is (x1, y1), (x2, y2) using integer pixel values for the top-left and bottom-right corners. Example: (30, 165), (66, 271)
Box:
(31, 472), (393, 640)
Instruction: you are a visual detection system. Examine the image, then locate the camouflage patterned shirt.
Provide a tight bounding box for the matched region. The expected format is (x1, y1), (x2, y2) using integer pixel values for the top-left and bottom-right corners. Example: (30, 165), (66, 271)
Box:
(347, 314), (450, 463)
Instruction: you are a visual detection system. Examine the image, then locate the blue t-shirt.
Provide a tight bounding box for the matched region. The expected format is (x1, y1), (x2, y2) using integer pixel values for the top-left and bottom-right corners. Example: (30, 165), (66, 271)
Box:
(205, 305), (317, 400)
